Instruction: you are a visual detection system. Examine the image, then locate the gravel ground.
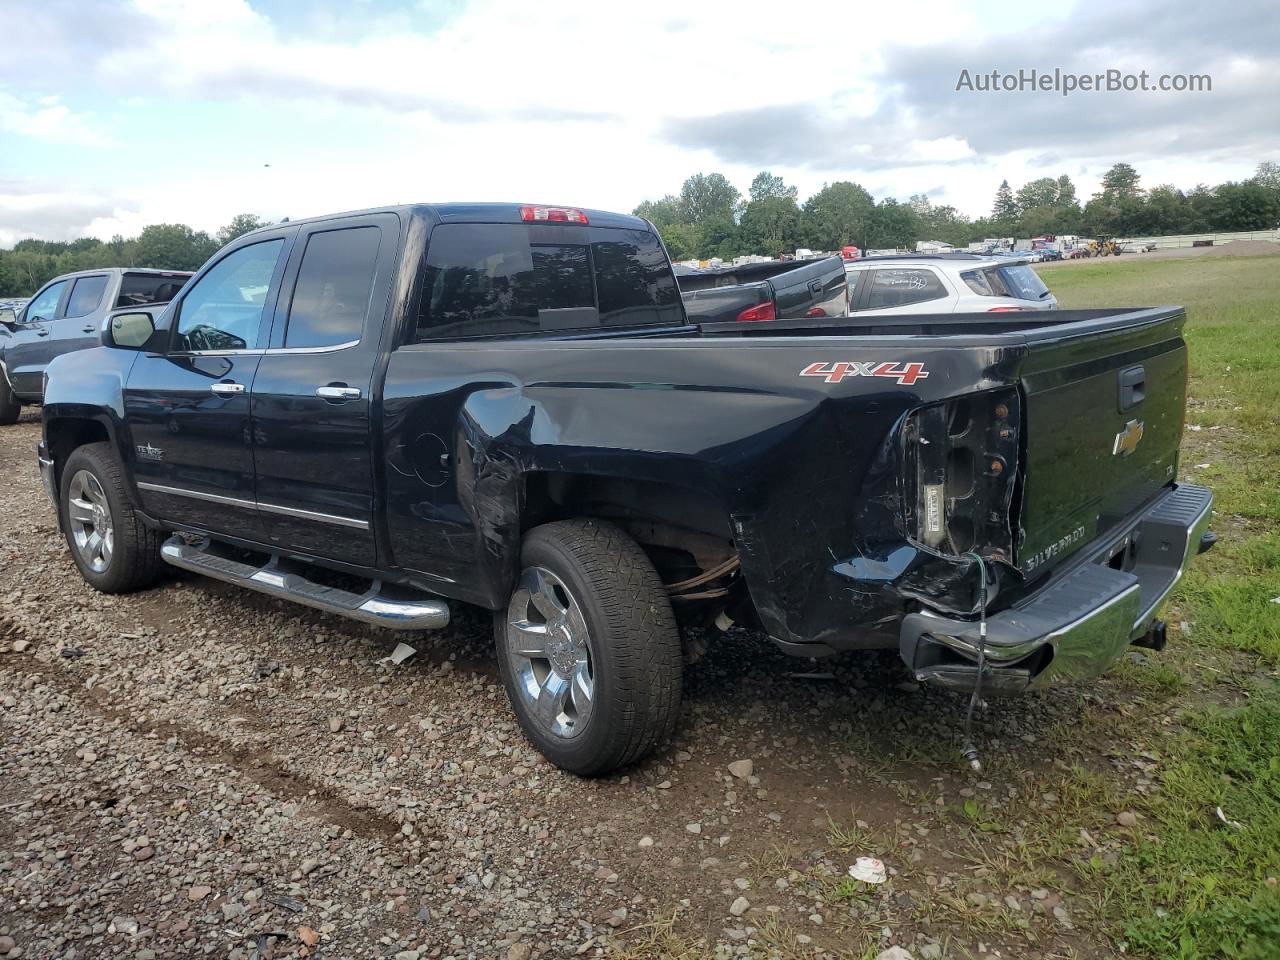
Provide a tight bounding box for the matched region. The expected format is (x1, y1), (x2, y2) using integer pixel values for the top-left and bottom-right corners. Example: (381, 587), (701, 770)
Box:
(0, 408), (1154, 959)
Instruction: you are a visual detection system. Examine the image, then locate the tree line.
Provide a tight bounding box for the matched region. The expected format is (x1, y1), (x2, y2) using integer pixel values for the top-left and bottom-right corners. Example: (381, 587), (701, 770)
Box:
(637, 162), (1280, 261)
(0, 214), (267, 298)
(3, 162), (1278, 296)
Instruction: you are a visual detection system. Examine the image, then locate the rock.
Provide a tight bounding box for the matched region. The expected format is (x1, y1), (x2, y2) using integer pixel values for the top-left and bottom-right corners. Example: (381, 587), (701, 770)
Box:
(188, 885), (212, 901)
(638, 836), (654, 848)
(12, 639), (30, 653)
(109, 916), (139, 935)
(920, 945), (943, 960)
(1117, 811), (1138, 827)
(733, 877), (749, 890)
(507, 945), (532, 960)
(727, 759), (754, 779)
(0, 937), (14, 953)
(299, 857), (321, 876)
(875, 948), (915, 960)
(729, 896), (749, 916)
(395, 952), (420, 960)
(297, 926), (319, 947)
(329, 716), (344, 733)
(685, 822), (702, 834)
(132, 846), (154, 862)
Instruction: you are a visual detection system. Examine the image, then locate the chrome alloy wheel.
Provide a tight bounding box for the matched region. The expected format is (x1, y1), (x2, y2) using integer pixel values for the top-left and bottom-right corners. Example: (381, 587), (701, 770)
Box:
(504, 566), (595, 739)
(67, 469), (114, 574)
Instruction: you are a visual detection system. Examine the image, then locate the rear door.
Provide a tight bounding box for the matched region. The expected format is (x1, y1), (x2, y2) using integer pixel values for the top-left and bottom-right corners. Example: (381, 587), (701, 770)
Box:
(53, 273), (110, 356)
(125, 234), (293, 541)
(248, 213), (400, 567)
(6, 279), (70, 395)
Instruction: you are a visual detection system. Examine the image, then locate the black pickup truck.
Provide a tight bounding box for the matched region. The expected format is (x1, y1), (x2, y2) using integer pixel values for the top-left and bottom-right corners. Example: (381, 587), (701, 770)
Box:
(676, 256), (848, 323)
(39, 202), (1214, 775)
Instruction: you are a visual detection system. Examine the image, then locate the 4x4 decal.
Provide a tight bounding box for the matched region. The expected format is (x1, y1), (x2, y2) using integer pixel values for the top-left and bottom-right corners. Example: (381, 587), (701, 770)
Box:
(800, 361), (930, 386)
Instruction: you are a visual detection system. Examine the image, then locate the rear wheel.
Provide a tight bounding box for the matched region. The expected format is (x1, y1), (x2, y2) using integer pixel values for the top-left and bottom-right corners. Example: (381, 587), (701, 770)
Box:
(496, 519), (682, 776)
(0, 375), (19, 426)
(60, 442), (165, 593)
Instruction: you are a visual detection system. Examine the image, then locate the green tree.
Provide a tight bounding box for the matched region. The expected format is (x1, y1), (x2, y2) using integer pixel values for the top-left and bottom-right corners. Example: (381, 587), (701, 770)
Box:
(677, 173), (741, 225)
(739, 195), (802, 256)
(991, 180), (1017, 224)
(865, 199), (919, 249)
(1015, 178), (1059, 213)
(801, 181), (874, 249)
(657, 223), (699, 261)
(633, 195), (682, 229)
(134, 224), (218, 271)
(1101, 162), (1142, 200)
(1055, 175), (1079, 207)
(748, 171), (798, 203)
(216, 214), (268, 247)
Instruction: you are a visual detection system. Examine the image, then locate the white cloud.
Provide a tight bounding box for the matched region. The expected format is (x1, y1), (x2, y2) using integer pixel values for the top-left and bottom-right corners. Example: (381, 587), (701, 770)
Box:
(0, 91), (109, 147)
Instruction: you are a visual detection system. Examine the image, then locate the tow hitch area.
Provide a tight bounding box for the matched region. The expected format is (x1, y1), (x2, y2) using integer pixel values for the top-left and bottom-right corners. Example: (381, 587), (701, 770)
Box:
(899, 482), (1213, 695)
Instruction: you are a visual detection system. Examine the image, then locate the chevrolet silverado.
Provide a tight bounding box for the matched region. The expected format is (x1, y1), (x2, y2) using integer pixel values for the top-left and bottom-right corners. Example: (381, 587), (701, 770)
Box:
(38, 202), (1214, 775)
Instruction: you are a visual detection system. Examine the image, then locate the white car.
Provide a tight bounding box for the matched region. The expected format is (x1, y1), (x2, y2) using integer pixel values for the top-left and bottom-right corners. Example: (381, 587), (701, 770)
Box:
(845, 254), (1058, 316)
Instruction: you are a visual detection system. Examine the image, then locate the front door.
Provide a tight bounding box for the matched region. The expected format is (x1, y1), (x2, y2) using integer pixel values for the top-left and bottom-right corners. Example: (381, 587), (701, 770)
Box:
(248, 214), (398, 567)
(6, 278), (70, 395)
(125, 234), (293, 541)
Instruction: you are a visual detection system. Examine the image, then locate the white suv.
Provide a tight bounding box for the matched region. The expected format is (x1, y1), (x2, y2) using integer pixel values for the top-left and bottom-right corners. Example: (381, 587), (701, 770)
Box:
(845, 254), (1058, 316)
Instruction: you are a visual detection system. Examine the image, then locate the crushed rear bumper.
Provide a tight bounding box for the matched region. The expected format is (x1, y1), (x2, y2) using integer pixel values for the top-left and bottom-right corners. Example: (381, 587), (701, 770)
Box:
(899, 483), (1213, 694)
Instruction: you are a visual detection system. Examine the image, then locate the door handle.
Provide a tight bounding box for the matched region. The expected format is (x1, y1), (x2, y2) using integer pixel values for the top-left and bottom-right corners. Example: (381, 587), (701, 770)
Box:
(36, 329), (49, 337)
(82, 325), (95, 334)
(315, 385), (362, 401)
(210, 381), (246, 396)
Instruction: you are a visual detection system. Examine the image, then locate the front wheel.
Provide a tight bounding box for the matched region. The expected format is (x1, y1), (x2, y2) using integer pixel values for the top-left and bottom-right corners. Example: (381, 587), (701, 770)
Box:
(496, 519), (682, 776)
(60, 442), (165, 593)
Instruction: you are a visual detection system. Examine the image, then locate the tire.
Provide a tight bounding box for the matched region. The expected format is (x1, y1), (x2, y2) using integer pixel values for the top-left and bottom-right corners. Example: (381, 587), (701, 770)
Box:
(496, 519), (682, 776)
(59, 442), (165, 593)
(0, 373), (19, 426)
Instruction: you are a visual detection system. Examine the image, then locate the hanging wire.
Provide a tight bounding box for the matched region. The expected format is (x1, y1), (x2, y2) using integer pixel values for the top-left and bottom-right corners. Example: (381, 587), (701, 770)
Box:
(960, 551), (990, 773)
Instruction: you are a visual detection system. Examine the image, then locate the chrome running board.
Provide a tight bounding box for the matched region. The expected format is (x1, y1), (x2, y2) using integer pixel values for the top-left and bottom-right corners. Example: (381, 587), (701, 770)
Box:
(160, 536), (450, 630)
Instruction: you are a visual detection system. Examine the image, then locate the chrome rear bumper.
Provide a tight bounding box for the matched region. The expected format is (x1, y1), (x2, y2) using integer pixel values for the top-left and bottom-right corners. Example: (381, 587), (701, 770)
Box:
(900, 483), (1213, 693)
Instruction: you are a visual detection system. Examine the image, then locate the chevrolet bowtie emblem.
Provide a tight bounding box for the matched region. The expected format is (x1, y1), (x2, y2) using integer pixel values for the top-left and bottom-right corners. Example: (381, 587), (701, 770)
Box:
(1113, 419), (1145, 456)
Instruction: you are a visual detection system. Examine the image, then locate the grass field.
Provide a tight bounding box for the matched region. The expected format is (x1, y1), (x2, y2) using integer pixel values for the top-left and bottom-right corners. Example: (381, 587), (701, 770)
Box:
(1034, 254), (1280, 957)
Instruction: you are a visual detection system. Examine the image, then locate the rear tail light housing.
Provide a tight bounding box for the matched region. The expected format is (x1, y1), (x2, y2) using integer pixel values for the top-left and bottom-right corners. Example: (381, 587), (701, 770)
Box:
(736, 302), (776, 323)
(987, 306), (1030, 312)
(905, 388), (1021, 562)
(520, 205), (589, 224)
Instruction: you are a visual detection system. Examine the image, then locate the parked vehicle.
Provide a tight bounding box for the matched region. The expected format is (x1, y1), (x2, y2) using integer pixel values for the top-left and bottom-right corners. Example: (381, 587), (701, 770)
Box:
(0, 269), (191, 423)
(39, 203), (1213, 776)
(844, 254), (1057, 316)
(676, 256), (847, 323)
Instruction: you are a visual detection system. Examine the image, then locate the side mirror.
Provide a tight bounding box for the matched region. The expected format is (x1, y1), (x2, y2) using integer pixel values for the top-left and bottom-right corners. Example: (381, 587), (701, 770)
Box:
(108, 312), (156, 349)
(0, 307), (15, 325)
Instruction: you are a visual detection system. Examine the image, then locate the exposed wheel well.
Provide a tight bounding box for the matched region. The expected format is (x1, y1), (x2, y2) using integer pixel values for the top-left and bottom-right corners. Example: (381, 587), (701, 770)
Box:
(521, 472), (748, 635)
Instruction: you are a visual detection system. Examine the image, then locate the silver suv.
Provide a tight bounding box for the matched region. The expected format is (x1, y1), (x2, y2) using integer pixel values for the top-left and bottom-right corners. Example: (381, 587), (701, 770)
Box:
(845, 254), (1057, 316)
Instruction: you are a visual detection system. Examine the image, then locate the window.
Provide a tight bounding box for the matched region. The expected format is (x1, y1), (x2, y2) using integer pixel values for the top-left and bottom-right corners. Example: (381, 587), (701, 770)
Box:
(116, 273), (189, 308)
(995, 264), (1049, 302)
(285, 226), (381, 348)
(65, 276), (109, 318)
(416, 224), (681, 340)
(24, 280), (67, 323)
(863, 268), (947, 310)
(175, 239), (283, 352)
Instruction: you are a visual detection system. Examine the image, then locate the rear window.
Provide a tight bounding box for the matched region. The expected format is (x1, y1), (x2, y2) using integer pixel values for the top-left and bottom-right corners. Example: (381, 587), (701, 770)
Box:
(863, 268), (947, 310)
(415, 224), (681, 340)
(65, 275), (108, 318)
(116, 273), (189, 308)
(285, 226), (381, 348)
(961, 265), (1049, 301)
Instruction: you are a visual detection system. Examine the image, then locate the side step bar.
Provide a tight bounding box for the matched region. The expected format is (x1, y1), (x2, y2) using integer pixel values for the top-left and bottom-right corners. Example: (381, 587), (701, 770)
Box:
(160, 537), (450, 630)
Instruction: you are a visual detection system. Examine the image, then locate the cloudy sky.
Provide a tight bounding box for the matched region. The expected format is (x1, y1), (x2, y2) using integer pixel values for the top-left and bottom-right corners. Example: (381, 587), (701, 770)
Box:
(1, 0), (1276, 245)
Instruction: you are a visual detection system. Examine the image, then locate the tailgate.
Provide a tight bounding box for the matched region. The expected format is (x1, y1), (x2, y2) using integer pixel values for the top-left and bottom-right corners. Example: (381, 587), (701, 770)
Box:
(769, 256), (848, 319)
(1017, 309), (1187, 573)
